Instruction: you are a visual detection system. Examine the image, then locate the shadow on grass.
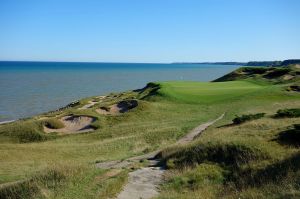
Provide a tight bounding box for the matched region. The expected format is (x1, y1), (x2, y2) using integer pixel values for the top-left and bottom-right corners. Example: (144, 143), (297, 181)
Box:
(231, 152), (300, 188)
(275, 124), (300, 147)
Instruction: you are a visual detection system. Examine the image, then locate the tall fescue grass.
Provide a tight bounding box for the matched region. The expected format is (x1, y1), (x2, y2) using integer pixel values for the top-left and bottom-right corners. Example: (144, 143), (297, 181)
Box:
(0, 164), (128, 199)
(157, 116), (300, 198)
(0, 120), (54, 143)
(43, 118), (65, 129)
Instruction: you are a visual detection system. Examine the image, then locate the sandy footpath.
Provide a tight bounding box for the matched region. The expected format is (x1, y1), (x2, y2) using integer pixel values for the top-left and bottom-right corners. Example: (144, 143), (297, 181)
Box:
(96, 113), (225, 199)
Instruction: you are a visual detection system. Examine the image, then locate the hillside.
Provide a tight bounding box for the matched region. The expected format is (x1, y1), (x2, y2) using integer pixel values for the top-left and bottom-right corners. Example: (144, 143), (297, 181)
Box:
(213, 64), (300, 84)
(0, 67), (300, 198)
(244, 59), (300, 67)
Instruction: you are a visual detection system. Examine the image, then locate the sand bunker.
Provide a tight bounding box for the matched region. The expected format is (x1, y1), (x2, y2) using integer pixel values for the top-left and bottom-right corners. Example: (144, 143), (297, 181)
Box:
(44, 115), (96, 134)
(96, 100), (138, 115)
(283, 74), (294, 80)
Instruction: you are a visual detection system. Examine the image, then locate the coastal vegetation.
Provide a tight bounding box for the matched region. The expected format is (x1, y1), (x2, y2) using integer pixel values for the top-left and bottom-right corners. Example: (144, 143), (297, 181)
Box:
(0, 63), (299, 198)
(232, 113), (265, 124)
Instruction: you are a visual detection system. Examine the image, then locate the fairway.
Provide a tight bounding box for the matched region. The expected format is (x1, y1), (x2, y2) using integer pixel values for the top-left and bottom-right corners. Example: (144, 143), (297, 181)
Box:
(0, 79), (299, 198)
(159, 81), (265, 103)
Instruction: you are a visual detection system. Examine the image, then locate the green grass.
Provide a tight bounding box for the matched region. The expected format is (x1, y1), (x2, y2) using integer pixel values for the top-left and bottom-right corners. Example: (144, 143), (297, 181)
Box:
(43, 118), (65, 129)
(158, 81), (265, 104)
(0, 164), (128, 199)
(0, 75), (300, 198)
(157, 116), (300, 198)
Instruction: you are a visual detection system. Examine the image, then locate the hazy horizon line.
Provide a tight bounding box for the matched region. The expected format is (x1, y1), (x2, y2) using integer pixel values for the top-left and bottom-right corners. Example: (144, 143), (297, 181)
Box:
(1, 59), (296, 64)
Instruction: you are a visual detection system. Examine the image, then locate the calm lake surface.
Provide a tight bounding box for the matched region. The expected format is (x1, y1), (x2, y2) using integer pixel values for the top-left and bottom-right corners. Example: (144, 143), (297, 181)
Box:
(0, 61), (240, 122)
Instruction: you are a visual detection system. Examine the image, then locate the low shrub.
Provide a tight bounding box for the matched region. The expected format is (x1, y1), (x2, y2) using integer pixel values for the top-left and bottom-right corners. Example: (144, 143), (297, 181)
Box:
(232, 113), (265, 124)
(43, 118), (65, 129)
(275, 108), (300, 118)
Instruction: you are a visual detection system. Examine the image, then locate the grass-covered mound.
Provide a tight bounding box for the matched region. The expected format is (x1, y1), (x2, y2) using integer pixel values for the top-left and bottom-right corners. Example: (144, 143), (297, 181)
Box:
(213, 65), (299, 83)
(0, 120), (52, 143)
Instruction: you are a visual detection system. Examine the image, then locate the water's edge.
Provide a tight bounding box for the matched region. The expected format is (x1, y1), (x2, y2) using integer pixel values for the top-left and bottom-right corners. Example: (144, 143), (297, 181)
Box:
(0, 62), (240, 122)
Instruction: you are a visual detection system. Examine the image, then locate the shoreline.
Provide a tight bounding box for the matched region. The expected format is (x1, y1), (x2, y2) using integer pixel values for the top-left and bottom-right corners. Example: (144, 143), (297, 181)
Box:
(0, 120), (16, 125)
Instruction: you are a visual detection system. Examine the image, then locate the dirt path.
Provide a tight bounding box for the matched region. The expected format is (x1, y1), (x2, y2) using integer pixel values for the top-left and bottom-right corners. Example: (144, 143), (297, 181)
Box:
(117, 166), (164, 199)
(78, 96), (106, 110)
(96, 113), (225, 199)
(177, 113), (225, 145)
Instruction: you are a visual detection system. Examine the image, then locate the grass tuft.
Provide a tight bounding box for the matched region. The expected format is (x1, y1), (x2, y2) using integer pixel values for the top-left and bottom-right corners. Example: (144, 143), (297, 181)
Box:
(43, 118), (65, 129)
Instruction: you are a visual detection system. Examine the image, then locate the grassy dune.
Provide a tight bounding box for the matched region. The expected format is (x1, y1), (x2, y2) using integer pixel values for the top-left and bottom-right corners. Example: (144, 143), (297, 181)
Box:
(0, 66), (299, 198)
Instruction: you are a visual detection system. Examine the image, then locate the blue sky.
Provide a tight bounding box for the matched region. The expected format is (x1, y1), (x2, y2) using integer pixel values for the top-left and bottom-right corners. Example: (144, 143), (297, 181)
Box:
(0, 0), (299, 62)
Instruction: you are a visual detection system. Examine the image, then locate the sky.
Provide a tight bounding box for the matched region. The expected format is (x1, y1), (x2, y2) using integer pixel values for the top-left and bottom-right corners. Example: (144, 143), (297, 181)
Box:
(0, 0), (299, 63)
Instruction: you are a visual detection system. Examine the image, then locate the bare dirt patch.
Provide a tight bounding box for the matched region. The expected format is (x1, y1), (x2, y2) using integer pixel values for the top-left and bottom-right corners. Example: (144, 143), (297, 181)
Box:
(96, 100), (138, 115)
(43, 115), (96, 134)
(78, 96), (106, 110)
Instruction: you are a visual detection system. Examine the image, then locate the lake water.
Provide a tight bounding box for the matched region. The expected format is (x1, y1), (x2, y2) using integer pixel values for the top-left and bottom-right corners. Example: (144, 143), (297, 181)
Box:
(0, 61), (240, 122)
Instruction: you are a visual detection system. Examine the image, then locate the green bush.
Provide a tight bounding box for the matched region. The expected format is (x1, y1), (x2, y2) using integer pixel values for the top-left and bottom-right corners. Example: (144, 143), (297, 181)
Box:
(232, 113), (265, 124)
(43, 118), (65, 129)
(275, 108), (300, 118)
